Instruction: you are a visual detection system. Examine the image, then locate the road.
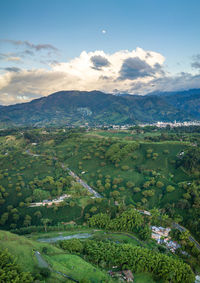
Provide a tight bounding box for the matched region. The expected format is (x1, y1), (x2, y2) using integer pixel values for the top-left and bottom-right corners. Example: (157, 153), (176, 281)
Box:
(173, 223), (200, 251)
(61, 164), (102, 198)
(138, 210), (200, 251)
(25, 149), (102, 198)
(25, 149), (200, 250)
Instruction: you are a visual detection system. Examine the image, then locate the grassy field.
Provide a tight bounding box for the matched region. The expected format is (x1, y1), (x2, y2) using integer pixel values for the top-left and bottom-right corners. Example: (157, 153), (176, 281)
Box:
(0, 230), (115, 282)
(134, 273), (157, 283)
(44, 253), (114, 282)
(0, 230), (64, 273)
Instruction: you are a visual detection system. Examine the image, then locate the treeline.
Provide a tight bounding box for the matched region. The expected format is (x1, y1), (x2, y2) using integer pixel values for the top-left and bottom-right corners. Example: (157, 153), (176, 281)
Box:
(88, 208), (151, 240)
(180, 147), (200, 173)
(60, 239), (195, 283)
(0, 248), (33, 282)
(10, 224), (89, 235)
(170, 229), (200, 271)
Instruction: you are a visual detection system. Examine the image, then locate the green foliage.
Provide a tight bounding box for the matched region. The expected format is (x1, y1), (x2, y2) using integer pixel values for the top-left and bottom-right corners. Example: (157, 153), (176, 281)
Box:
(166, 185), (175, 193)
(0, 248), (33, 282)
(77, 240), (195, 283)
(105, 142), (139, 164)
(60, 238), (83, 253)
(88, 213), (110, 228)
(88, 208), (150, 241)
(181, 147), (200, 172)
(33, 189), (50, 202)
(156, 181), (164, 188)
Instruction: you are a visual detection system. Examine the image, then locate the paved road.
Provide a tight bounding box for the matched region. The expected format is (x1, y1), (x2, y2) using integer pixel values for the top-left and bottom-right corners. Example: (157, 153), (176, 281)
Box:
(173, 223), (200, 251)
(138, 210), (200, 251)
(25, 149), (102, 199)
(61, 164), (102, 198)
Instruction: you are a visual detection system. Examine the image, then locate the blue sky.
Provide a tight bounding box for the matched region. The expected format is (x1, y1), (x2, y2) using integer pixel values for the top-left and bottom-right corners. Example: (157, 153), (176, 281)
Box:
(0, 0), (200, 104)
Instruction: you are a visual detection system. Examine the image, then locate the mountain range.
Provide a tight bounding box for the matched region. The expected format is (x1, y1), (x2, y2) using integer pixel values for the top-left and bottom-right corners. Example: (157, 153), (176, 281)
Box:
(0, 89), (200, 127)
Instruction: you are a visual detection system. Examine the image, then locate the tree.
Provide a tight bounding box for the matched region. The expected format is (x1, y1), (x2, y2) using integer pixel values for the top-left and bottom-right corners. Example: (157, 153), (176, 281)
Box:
(23, 215), (32, 227)
(0, 249), (33, 282)
(34, 211), (42, 219)
(0, 213), (9, 225)
(88, 213), (110, 228)
(166, 185), (175, 193)
(156, 181), (164, 189)
(41, 218), (51, 232)
(126, 181), (135, 189)
(121, 165), (129, 171)
(138, 225), (151, 240)
(110, 190), (120, 199)
(33, 189), (50, 202)
(133, 187), (141, 193)
(90, 206), (97, 213)
(60, 238), (83, 253)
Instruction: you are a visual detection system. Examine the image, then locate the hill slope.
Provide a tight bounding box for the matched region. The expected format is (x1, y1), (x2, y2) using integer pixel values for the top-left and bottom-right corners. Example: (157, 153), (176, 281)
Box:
(0, 89), (200, 126)
(0, 230), (114, 282)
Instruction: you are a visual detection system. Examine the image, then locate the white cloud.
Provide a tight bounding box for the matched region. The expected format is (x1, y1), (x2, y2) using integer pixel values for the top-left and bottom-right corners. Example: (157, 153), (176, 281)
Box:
(17, 95), (29, 100)
(6, 56), (21, 62)
(0, 47), (200, 105)
(102, 30), (106, 34)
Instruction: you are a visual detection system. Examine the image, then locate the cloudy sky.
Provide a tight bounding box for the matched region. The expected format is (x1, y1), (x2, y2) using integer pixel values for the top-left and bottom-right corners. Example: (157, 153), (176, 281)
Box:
(1, 0), (200, 105)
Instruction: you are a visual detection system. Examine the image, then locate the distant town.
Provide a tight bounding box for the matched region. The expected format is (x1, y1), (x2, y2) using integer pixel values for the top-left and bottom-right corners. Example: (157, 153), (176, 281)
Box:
(75, 120), (200, 130)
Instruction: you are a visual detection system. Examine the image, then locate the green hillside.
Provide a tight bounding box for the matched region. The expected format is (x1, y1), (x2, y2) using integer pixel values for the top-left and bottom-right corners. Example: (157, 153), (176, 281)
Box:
(0, 230), (115, 282)
(0, 89), (200, 127)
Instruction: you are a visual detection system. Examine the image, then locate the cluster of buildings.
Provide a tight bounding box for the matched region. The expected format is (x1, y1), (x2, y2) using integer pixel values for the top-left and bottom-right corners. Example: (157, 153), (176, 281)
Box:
(151, 226), (180, 253)
(139, 121), (200, 128)
(108, 269), (134, 282)
(29, 194), (71, 207)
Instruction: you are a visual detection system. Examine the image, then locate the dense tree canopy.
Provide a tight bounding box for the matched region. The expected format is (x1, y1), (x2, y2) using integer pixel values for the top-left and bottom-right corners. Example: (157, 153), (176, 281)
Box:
(0, 249), (33, 282)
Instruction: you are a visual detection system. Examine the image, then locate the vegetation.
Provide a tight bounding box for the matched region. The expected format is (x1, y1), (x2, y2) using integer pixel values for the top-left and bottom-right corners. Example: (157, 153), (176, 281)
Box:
(0, 248), (33, 282)
(59, 239), (195, 283)
(88, 208), (151, 240)
(0, 89), (200, 127)
(1, 126), (200, 282)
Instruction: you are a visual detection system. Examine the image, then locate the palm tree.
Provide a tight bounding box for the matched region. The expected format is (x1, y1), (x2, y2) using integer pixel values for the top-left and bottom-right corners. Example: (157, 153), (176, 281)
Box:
(41, 218), (51, 232)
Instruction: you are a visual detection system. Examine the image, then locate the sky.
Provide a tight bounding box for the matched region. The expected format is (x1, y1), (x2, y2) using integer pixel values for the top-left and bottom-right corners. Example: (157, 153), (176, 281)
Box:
(0, 0), (200, 105)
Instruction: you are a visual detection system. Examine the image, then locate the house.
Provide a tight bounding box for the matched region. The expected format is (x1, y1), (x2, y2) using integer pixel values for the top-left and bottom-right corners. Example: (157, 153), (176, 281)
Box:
(152, 232), (161, 244)
(151, 226), (171, 237)
(112, 125), (120, 129)
(122, 270), (134, 282)
(195, 275), (200, 283)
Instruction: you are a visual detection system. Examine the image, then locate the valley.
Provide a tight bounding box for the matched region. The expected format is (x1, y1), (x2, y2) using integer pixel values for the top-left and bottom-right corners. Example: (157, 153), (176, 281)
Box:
(0, 125), (200, 282)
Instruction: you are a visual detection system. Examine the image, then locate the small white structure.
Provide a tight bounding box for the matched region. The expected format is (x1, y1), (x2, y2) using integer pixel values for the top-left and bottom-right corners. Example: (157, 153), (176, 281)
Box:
(151, 226), (171, 237)
(29, 194), (71, 207)
(195, 275), (200, 283)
